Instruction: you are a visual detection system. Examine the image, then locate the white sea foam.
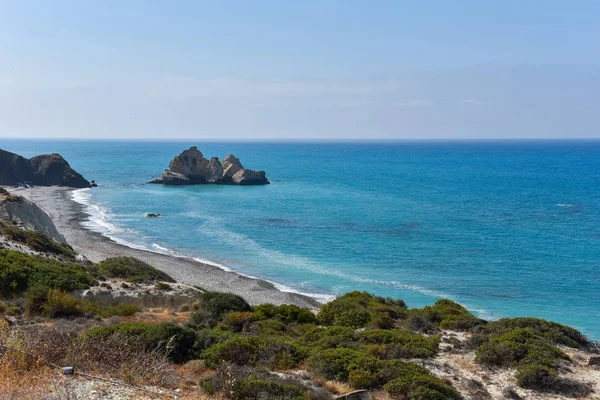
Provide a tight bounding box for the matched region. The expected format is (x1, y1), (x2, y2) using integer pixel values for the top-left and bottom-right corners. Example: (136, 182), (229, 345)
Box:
(72, 189), (121, 235)
(69, 189), (335, 303)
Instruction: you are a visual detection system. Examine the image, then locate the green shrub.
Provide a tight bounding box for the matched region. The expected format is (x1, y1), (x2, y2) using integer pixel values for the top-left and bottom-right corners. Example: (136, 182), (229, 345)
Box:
(24, 284), (50, 315)
(475, 328), (568, 368)
(384, 373), (462, 400)
(246, 319), (290, 337)
(305, 348), (379, 381)
(82, 322), (197, 363)
(155, 282), (172, 291)
(358, 329), (439, 359)
(202, 336), (299, 370)
(232, 376), (307, 400)
(472, 326), (591, 396)
(193, 328), (233, 354)
(348, 368), (379, 389)
(220, 311), (256, 332)
(1, 227), (74, 258)
(475, 317), (589, 349)
(91, 256), (175, 283)
(253, 303), (317, 324)
(318, 291), (406, 328)
(299, 326), (358, 351)
(0, 250), (95, 295)
(83, 302), (140, 318)
(191, 291), (252, 327)
(4, 305), (20, 316)
(407, 299), (485, 332)
(42, 289), (82, 317)
(515, 364), (591, 397)
(318, 293), (372, 328)
(3, 194), (24, 203)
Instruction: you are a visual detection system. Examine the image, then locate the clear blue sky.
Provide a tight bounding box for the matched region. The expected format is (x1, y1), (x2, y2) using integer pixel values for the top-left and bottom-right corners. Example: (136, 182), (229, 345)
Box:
(1, 0), (599, 139)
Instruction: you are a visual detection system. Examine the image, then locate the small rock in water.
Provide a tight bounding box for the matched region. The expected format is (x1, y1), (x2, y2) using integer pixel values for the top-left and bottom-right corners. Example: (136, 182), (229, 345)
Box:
(146, 213), (161, 218)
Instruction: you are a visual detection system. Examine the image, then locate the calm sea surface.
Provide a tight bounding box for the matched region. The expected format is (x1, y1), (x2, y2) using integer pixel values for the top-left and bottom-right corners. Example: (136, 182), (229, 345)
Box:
(3, 140), (599, 338)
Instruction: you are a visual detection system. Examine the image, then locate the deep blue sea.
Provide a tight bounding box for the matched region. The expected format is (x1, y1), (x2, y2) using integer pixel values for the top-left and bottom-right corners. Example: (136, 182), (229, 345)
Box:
(2, 140), (599, 338)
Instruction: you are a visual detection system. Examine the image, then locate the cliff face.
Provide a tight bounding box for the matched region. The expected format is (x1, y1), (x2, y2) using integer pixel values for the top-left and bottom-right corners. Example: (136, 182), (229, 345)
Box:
(0, 149), (91, 188)
(0, 192), (66, 243)
(153, 146), (269, 186)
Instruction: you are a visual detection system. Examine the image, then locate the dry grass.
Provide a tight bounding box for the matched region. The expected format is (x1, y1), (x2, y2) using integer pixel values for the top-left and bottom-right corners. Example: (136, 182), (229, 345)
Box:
(122, 309), (192, 324)
(0, 360), (55, 400)
(0, 318), (56, 399)
(0, 318), (187, 398)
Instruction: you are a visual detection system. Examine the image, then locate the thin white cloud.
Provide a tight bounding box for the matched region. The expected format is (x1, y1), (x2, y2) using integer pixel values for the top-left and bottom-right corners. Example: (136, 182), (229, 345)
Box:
(147, 77), (403, 98)
(315, 100), (371, 108)
(459, 99), (490, 105)
(389, 100), (434, 107)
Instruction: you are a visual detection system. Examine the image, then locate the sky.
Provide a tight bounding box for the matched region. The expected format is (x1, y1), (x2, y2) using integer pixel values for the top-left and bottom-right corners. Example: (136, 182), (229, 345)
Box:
(1, 0), (599, 140)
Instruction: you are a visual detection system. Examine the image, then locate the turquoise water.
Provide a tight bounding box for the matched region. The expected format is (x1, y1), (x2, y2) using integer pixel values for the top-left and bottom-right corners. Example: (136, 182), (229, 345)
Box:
(3, 140), (599, 338)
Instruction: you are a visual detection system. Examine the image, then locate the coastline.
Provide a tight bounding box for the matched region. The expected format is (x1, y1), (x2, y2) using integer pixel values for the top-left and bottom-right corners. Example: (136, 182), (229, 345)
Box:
(14, 186), (321, 309)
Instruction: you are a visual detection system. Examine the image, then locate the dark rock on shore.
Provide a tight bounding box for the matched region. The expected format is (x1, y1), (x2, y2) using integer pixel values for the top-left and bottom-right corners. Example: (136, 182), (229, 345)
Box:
(149, 146), (269, 186)
(0, 149), (91, 188)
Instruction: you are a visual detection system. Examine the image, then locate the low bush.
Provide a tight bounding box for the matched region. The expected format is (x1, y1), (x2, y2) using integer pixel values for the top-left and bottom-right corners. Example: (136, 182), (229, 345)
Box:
(407, 299), (485, 332)
(515, 364), (591, 397)
(299, 326), (358, 351)
(232, 376), (307, 400)
(318, 293), (373, 328)
(475, 328), (569, 368)
(318, 291), (407, 329)
(202, 335), (300, 370)
(472, 322), (593, 396)
(305, 348), (378, 381)
(190, 291), (252, 328)
(0, 250), (95, 295)
(42, 289), (82, 318)
(245, 318), (290, 337)
(193, 328), (233, 354)
(1, 227), (74, 258)
(253, 303), (318, 324)
(358, 329), (439, 359)
(474, 317), (590, 349)
(82, 322), (197, 363)
(24, 285), (50, 315)
(81, 302), (140, 318)
(220, 311), (256, 332)
(384, 373), (462, 400)
(24, 285), (139, 319)
(206, 365), (328, 400)
(155, 282), (172, 291)
(91, 256), (175, 283)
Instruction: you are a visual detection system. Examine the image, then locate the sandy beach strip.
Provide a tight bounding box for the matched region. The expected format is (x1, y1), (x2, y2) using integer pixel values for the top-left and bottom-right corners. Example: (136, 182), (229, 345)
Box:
(13, 186), (320, 309)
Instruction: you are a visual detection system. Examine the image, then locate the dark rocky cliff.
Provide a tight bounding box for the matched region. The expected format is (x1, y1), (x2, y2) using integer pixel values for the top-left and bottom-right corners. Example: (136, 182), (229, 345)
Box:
(0, 149), (91, 188)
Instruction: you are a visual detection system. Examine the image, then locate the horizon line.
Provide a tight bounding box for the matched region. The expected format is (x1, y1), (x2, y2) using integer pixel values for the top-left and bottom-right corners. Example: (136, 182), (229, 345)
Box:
(1, 137), (600, 143)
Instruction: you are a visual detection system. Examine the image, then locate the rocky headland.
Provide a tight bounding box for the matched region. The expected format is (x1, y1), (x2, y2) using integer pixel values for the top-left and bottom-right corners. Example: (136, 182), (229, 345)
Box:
(149, 146), (269, 186)
(0, 148), (91, 188)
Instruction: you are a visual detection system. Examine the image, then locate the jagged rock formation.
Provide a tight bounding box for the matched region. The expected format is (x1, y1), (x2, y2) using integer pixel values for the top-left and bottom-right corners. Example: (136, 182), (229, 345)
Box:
(150, 146), (269, 186)
(0, 149), (91, 188)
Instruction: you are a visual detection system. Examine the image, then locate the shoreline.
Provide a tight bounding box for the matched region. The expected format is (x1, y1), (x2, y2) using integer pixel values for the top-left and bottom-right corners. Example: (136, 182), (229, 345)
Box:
(14, 186), (321, 309)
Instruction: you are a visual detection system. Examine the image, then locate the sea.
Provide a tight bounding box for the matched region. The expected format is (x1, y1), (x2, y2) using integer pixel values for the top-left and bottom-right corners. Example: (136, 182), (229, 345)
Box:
(2, 139), (599, 339)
